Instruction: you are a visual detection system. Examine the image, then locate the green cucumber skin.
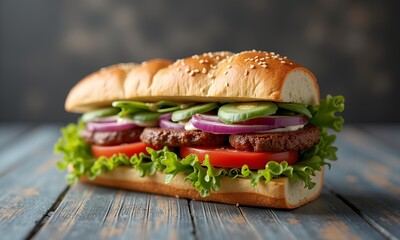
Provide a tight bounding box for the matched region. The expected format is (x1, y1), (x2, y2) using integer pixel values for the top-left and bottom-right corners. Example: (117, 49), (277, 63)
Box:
(171, 103), (219, 122)
(218, 102), (278, 124)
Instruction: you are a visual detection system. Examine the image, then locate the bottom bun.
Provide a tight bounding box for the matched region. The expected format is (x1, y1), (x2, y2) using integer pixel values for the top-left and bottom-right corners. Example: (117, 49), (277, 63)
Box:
(76, 166), (324, 209)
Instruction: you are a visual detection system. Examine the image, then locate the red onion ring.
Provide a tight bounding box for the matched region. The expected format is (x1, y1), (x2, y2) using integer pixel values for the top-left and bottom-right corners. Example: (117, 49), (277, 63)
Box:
(159, 119), (185, 130)
(159, 113), (173, 121)
(191, 114), (278, 134)
(86, 121), (138, 131)
(193, 114), (308, 127)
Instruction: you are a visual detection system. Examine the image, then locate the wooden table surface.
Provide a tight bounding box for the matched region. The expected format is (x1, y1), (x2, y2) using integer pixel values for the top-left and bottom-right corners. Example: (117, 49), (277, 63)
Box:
(0, 124), (399, 240)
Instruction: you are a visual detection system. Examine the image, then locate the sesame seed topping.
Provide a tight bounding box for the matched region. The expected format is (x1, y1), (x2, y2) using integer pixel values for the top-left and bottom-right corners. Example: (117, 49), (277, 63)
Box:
(177, 67), (181, 71)
(224, 71), (228, 75)
(289, 62), (293, 65)
(185, 68), (190, 73)
(199, 59), (205, 64)
(225, 82), (229, 87)
(202, 68), (207, 73)
(261, 64), (268, 68)
(244, 70), (249, 76)
(284, 56), (287, 59)
(193, 69), (200, 73)
(227, 65), (232, 69)
(208, 73), (214, 78)
(192, 54), (199, 59)
(250, 64), (255, 69)
(278, 58), (283, 61)
(280, 61), (286, 64)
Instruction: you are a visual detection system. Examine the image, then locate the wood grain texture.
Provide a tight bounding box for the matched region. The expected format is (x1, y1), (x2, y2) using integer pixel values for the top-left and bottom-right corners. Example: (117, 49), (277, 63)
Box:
(359, 123), (400, 150)
(0, 124), (31, 148)
(325, 126), (400, 239)
(0, 126), (68, 240)
(191, 188), (384, 240)
(0, 125), (60, 176)
(35, 183), (194, 240)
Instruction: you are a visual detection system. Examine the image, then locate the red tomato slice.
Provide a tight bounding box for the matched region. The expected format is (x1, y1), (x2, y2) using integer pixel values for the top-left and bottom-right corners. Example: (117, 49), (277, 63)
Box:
(180, 146), (298, 169)
(91, 142), (160, 158)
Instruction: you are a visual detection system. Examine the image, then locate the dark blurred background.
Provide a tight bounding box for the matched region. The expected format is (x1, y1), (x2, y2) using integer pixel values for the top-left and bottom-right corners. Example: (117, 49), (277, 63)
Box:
(0, 0), (399, 123)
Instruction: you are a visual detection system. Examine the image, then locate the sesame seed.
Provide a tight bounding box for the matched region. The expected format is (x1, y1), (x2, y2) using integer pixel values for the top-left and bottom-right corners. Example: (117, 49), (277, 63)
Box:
(215, 56), (220, 60)
(252, 49), (256, 52)
(244, 70), (249, 76)
(278, 58), (283, 61)
(271, 52), (275, 55)
(193, 69), (200, 73)
(202, 68), (207, 73)
(289, 62), (293, 65)
(261, 64), (268, 68)
(227, 65), (232, 69)
(255, 59), (259, 62)
(224, 71), (228, 75)
(254, 55), (259, 59)
(204, 59), (209, 63)
(193, 54), (199, 59)
(177, 67), (181, 71)
(208, 73), (214, 78)
(280, 61), (286, 64)
(225, 82), (229, 87)
(266, 56), (270, 59)
(250, 64), (255, 69)
(199, 59), (205, 64)
(284, 56), (287, 59)
(185, 68), (190, 73)
(189, 71), (195, 76)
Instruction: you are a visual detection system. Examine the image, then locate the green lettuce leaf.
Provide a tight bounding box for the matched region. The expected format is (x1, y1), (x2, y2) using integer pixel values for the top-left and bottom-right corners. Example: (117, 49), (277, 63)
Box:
(55, 95), (345, 196)
(309, 95), (345, 132)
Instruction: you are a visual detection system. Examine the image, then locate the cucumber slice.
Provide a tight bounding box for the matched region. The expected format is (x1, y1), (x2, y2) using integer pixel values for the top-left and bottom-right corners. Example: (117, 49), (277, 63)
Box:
(131, 112), (162, 122)
(112, 101), (150, 110)
(81, 108), (120, 122)
(171, 103), (219, 122)
(276, 103), (312, 118)
(218, 102), (277, 124)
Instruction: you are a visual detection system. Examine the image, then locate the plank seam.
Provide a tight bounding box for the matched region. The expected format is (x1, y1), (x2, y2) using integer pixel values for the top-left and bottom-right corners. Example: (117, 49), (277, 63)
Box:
(237, 207), (263, 240)
(25, 186), (71, 239)
(187, 200), (199, 240)
(324, 183), (398, 240)
(269, 209), (297, 240)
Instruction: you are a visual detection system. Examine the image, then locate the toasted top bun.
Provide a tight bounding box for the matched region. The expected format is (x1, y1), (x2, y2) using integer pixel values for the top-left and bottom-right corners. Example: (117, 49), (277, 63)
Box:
(65, 50), (320, 113)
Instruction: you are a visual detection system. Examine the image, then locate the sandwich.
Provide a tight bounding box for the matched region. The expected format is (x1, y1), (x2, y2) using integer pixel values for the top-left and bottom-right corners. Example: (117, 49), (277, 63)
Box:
(55, 50), (344, 208)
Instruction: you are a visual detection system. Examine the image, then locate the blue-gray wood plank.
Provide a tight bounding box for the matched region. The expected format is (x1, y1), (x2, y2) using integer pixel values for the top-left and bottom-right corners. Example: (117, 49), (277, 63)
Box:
(191, 189), (385, 240)
(325, 126), (400, 239)
(35, 183), (195, 240)
(0, 125), (68, 240)
(359, 123), (400, 150)
(0, 124), (31, 148)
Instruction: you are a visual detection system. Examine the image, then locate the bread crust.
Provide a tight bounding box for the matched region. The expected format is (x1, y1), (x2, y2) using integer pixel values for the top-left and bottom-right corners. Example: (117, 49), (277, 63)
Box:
(77, 166), (323, 209)
(65, 50), (320, 113)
